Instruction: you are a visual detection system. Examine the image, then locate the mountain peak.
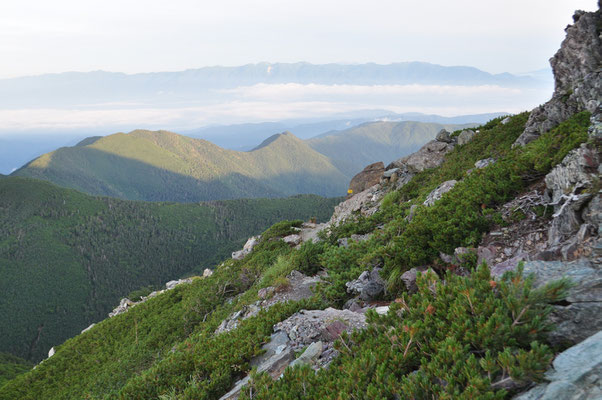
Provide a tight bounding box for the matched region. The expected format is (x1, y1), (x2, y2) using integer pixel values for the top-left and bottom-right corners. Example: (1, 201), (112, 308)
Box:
(250, 131), (299, 151)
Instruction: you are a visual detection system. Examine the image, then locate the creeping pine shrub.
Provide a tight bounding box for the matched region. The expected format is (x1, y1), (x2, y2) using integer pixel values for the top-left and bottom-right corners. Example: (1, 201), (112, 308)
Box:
(240, 265), (570, 400)
(260, 220), (303, 242)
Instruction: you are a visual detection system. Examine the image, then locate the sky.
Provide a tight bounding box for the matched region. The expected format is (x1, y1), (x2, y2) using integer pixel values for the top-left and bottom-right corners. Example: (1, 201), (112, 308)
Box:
(0, 0), (598, 79)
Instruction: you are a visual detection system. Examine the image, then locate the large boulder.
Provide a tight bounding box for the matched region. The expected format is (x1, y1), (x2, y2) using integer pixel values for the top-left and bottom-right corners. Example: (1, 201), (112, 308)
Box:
(457, 129), (477, 145)
(388, 140), (455, 174)
(348, 162), (385, 195)
(436, 129), (453, 143)
(514, 330), (602, 400)
(514, 7), (602, 146)
(346, 268), (385, 301)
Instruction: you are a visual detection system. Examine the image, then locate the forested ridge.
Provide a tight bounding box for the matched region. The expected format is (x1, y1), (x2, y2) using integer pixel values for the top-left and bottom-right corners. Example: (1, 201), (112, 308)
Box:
(0, 176), (339, 362)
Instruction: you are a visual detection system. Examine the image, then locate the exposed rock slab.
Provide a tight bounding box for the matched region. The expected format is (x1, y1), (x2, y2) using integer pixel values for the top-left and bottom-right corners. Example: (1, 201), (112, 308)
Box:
(423, 180), (457, 206)
(522, 259), (602, 346)
(514, 330), (602, 400)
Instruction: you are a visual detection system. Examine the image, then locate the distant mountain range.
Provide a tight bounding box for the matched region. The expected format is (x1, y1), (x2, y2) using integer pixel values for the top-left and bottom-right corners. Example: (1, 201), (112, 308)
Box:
(12, 120), (475, 201)
(0, 62), (550, 108)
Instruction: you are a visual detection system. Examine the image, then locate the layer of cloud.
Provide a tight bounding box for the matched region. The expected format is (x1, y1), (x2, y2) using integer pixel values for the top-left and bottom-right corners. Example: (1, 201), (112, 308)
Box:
(0, 82), (551, 133)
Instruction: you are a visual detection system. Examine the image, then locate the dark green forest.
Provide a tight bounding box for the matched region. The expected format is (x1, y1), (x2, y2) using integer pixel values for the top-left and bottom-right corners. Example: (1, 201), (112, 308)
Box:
(0, 176), (339, 362)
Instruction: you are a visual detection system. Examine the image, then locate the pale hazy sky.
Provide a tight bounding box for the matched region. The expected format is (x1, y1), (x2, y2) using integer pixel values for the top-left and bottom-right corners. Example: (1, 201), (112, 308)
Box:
(0, 0), (598, 79)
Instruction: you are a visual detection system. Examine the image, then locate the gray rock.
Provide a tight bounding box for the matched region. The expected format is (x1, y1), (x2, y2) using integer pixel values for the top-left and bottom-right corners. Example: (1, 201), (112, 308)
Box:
(401, 267), (429, 293)
(521, 259), (602, 346)
(231, 235), (261, 260)
(383, 168), (400, 178)
(165, 278), (193, 290)
(389, 140), (456, 174)
(337, 238), (349, 248)
(457, 129), (477, 145)
(219, 337), (294, 400)
(203, 268), (213, 277)
(274, 308), (367, 352)
(544, 144), (599, 250)
(290, 341), (323, 368)
(108, 298), (135, 317)
(283, 234), (302, 246)
(474, 158), (495, 169)
(423, 180), (457, 206)
(47, 347), (55, 358)
(513, 330), (602, 400)
(346, 268), (385, 301)
(490, 253), (529, 277)
(501, 116), (511, 125)
(477, 245), (497, 267)
(81, 323), (95, 334)
(257, 286), (275, 299)
(436, 129), (453, 143)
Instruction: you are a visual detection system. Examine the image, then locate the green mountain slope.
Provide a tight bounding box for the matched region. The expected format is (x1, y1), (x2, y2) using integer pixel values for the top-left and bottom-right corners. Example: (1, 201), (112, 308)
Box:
(0, 176), (339, 362)
(12, 130), (349, 201)
(0, 353), (31, 388)
(0, 111), (591, 399)
(307, 121), (473, 176)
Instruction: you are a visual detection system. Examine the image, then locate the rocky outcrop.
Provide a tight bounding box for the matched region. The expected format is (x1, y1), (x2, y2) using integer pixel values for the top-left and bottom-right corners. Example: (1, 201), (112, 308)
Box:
(522, 259), (602, 346)
(219, 331), (295, 400)
(348, 162), (385, 195)
(274, 308), (367, 355)
(514, 6), (602, 146)
(388, 139), (456, 174)
(436, 129), (453, 143)
(232, 236), (261, 260)
(423, 180), (457, 206)
(544, 141), (600, 259)
(215, 271), (320, 335)
(514, 330), (602, 400)
(327, 184), (385, 227)
(346, 267), (385, 301)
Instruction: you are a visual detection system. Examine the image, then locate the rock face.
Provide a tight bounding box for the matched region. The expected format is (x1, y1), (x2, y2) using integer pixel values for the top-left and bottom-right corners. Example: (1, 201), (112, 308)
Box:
(514, 330), (602, 400)
(522, 259), (602, 346)
(346, 268), (385, 301)
(423, 180), (458, 206)
(544, 142), (600, 258)
(348, 162), (385, 195)
(514, 6), (602, 146)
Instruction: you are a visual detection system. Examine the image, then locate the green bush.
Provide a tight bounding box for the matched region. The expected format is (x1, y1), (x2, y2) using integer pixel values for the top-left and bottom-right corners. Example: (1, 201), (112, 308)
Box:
(241, 265), (569, 399)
